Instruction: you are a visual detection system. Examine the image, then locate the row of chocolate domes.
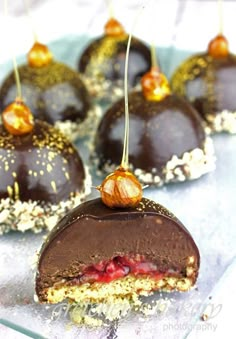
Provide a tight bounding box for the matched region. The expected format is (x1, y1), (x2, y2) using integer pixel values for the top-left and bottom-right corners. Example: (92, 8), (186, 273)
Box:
(0, 9), (202, 312)
(0, 14), (234, 234)
(1, 15), (236, 138)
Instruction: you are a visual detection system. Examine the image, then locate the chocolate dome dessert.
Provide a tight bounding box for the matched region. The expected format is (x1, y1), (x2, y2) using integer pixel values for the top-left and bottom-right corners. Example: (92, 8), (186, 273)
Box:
(36, 38), (200, 325)
(93, 66), (215, 186)
(171, 34), (236, 134)
(0, 42), (100, 141)
(78, 18), (151, 104)
(0, 99), (91, 234)
(36, 197), (200, 306)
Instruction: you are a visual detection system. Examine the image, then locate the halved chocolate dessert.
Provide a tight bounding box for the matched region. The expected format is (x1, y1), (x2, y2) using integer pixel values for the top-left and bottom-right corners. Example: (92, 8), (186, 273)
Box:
(36, 197), (200, 304)
(93, 66), (215, 185)
(35, 29), (200, 323)
(78, 17), (151, 104)
(0, 98), (91, 234)
(171, 34), (236, 133)
(0, 42), (100, 141)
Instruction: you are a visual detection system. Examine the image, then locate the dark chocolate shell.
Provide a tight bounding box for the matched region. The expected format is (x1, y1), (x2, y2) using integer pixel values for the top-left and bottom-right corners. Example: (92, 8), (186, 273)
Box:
(93, 91), (215, 185)
(36, 197), (200, 303)
(0, 61), (92, 140)
(170, 53), (236, 133)
(78, 35), (151, 103)
(0, 120), (90, 233)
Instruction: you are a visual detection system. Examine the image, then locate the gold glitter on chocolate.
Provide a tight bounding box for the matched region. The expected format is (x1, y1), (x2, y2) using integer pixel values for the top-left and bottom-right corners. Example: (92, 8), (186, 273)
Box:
(171, 52), (236, 133)
(79, 35), (151, 88)
(171, 54), (210, 96)
(82, 35), (128, 78)
(0, 61), (90, 125)
(0, 120), (86, 204)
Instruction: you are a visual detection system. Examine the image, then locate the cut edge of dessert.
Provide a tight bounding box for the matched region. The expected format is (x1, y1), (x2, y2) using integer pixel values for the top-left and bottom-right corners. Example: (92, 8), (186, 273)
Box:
(35, 20), (200, 325)
(37, 252), (198, 306)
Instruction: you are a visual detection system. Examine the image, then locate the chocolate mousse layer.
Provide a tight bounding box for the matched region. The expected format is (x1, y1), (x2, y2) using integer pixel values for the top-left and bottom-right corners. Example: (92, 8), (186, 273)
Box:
(36, 198), (200, 302)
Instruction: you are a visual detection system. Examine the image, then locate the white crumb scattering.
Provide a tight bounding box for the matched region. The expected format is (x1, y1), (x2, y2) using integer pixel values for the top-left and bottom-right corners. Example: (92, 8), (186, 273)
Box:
(92, 137), (216, 186)
(201, 313), (209, 321)
(33, 294), (39, 303)
(17, 218), (36, 232)
(0, 167), (91, 235)
(45, 216), (60, 231)
(29, 251), (39, 269)
(0, 209), (10, 223)
(54, 105), (102, 141)
(206, 110), (236, 134)
(81, 74), (141, 105)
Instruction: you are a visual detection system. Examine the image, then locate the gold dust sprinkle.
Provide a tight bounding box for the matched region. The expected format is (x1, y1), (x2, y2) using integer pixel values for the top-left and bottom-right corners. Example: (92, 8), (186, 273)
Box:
(0, 120), (80, 201)
(85, 35), (127, 79)
(7, 185), (13, 198)
(51, 181), (57, 192)
(47, 164), (53, 173)
(14, 181), (19, 199)
(68, 147), (74, 154)
(171, 54), (209, 96)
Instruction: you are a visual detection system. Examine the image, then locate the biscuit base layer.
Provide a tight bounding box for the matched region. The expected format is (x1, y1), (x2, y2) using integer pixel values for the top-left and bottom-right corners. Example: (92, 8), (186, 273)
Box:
(43, 274), (194, 305)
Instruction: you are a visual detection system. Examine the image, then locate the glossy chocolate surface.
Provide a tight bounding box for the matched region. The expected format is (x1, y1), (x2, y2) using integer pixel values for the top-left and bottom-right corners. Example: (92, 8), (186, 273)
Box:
(78, 35), (151, 86)
(36, 198), (200, 301)
(0, 61), (91, 124)
(94, 91), (205, 174)
(171, 53), (236, 118)
(0, 120), (85, 204)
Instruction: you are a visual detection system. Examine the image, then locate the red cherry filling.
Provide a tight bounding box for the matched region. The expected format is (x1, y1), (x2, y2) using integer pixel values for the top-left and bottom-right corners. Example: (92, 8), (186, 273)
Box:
(71, 256), (166, 284)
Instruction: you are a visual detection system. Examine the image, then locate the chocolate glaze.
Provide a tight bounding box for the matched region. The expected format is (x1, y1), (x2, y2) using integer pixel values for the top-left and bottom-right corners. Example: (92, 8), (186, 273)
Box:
(94, 91), (205, 175)
(0, 61), (91, 125)
(171, 53), (236, 119)
(36, 198), (200, 302)
(78, 35), (151, 86)
(0, 120), (85, 204)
